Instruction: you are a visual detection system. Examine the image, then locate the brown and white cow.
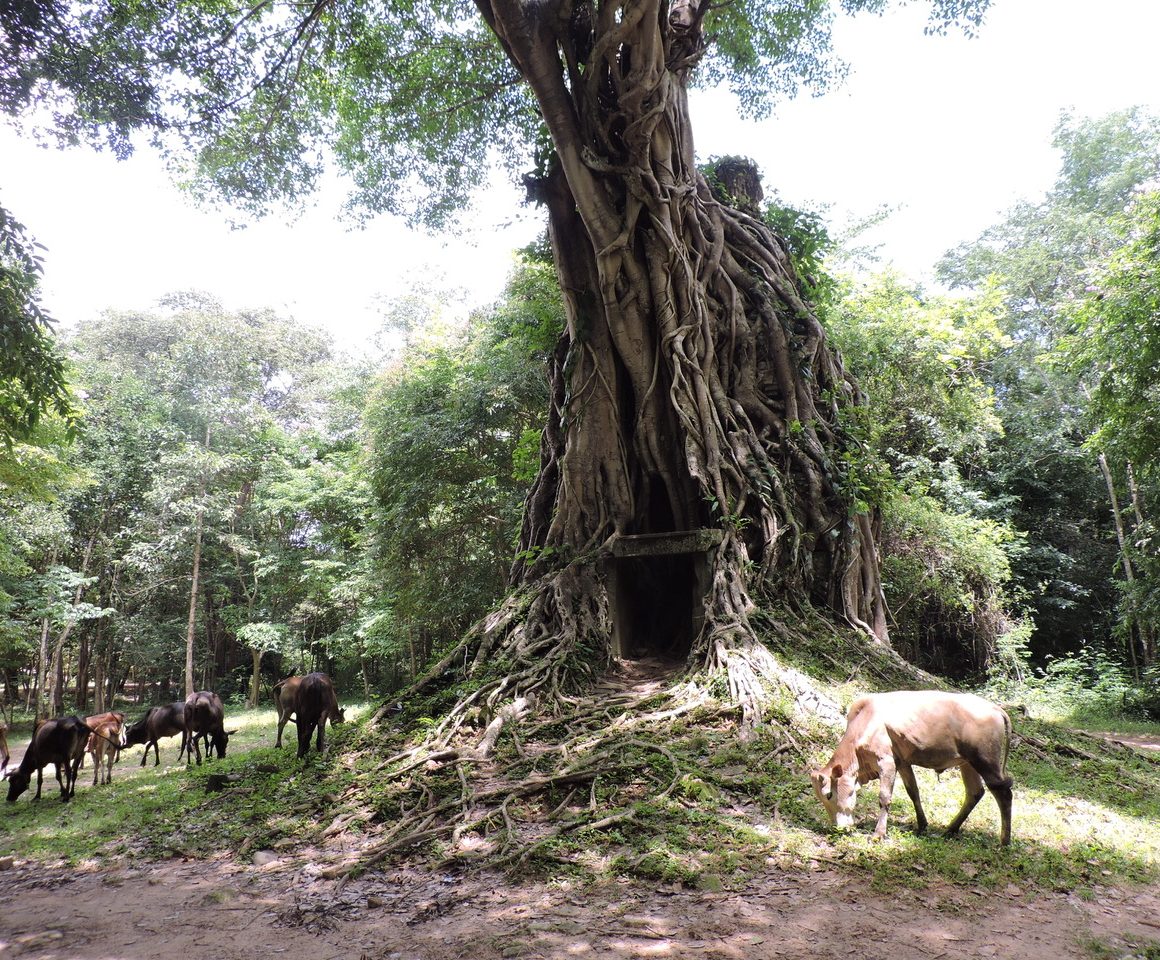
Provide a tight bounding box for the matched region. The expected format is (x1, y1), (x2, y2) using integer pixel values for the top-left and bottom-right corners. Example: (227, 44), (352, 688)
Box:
(810, 690), (1013, 845)
(293, 673), (345, 759)
(84, 711), (127, 786)
(273, 675), (302, 748)
(6, 716), (91, 803)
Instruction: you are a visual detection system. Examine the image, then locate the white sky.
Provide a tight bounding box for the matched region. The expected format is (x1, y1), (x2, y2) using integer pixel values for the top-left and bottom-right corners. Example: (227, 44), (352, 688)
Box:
(2, 0), (1159, 350)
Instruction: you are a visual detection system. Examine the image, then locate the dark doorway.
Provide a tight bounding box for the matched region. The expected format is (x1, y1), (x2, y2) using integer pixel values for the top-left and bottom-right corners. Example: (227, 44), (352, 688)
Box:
(606, 529), (722, 663)
(614, 554), (696, 661)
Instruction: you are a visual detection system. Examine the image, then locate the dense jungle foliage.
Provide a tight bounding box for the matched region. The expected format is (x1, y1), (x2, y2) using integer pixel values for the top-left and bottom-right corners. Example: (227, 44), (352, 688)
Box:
(1, 107), (1158, 723)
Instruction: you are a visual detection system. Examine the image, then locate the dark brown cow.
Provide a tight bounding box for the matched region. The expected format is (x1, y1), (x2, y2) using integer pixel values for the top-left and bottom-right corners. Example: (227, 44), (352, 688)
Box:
(84, 711), (127, 786)
(183, 691), (232, 765)
(124, 702), (188, 766)
(293, 673), (345, 759)
(810, 690), (1013, 845)
(6, 716), (90, 803)
(273, 675), (302, 748)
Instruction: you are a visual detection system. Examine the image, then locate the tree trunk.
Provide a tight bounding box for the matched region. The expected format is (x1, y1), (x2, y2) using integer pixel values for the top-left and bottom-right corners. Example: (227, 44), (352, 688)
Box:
(74, 630), (91, 712)
(185, 422), (211, 698)
(1099, 452), (1142, 679)
(249, 647), (262, 708)
(456, 0), (886, 728)
(33, 617), (49, 717)
(1125, 461), (1154, 668)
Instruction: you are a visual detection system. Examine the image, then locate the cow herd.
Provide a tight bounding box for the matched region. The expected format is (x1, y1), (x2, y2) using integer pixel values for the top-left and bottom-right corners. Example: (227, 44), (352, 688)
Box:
(4, 671), (344, 805)
(7, 681), (1015, 845)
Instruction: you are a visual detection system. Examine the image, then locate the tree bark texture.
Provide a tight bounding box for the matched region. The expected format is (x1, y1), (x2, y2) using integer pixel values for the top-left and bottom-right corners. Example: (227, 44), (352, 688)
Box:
(185, 423), (211, 698)
(466, 0), (886, 724)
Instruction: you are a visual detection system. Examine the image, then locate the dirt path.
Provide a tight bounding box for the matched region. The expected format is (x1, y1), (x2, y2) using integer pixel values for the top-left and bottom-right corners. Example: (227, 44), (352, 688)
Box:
(1, 853), (1158, 960)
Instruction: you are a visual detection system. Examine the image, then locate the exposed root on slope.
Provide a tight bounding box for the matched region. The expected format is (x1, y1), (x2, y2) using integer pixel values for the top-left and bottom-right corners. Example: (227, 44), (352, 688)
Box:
(325, 604), (935, 882)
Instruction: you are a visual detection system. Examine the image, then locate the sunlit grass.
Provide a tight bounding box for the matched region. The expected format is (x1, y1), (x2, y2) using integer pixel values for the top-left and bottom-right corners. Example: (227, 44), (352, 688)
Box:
(0, 702), (374, 863)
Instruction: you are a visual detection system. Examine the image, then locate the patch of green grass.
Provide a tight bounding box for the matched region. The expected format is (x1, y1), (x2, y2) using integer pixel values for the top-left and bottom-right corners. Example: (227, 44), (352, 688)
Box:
(1080, 933), (1160, 960)
(0, 703), (372, 864)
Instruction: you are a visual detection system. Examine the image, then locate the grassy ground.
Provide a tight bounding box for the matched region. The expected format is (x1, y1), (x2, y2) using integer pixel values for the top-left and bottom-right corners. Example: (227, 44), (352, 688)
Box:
(0, 703), (372, 863)
(2, 636), (1159, 905)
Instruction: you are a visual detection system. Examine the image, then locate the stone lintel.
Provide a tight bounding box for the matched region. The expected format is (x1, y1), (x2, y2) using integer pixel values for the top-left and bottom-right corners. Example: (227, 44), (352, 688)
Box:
(608, 529), (723, 559)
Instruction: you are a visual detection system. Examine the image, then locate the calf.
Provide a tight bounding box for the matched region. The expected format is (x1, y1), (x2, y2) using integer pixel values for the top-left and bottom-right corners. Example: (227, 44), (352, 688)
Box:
(273, 675), (302, 748)
(124, 702), (188, 766)
(810, 690), (1013, 845)
(293, 673), (345, 759)
(6, 716), (90, 803)
(184, 691), (233, 765)
(84, 711), (127, 786)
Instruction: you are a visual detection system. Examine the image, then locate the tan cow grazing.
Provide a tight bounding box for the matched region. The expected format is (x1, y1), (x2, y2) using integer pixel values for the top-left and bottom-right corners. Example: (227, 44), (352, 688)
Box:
(810, 690), (1013, 845)
(272, 676), (302, 748)
(84, 711), (127, 786)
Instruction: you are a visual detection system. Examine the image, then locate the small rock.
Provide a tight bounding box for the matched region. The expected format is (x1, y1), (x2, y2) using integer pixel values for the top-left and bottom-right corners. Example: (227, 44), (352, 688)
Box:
(253, 851), (279, 867)
(0, 856), (16, 871)
(366, 895), (387, 908)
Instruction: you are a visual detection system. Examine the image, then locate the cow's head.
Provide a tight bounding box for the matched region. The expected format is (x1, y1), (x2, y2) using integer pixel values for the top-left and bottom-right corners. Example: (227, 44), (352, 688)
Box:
(810, 763), (859, 830)
(123, 711), (152, 747)
(6, 770), (30, 803)
(213, 728), (238, 759)
(332, 706), (347, 725)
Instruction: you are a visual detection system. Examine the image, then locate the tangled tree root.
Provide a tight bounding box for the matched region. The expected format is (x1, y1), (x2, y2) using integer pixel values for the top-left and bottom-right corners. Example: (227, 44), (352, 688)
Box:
(318, 599), (934, 882)
(323, 678), (741, 882)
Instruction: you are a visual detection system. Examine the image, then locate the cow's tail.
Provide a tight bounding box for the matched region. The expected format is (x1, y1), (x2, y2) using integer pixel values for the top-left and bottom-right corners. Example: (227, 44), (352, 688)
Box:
(999, 708), (1013, 782)
(84, 726), (123, 751)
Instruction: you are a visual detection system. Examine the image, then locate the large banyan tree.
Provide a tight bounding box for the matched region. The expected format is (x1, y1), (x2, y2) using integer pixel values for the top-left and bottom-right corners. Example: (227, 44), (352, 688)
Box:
(2, 0), (989, 726)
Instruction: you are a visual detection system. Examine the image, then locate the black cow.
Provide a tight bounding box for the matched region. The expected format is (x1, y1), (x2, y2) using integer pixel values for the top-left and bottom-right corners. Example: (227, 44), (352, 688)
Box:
(124, 702), (188, 766)
(184, 691), (232, 764)
(6, 716), (90, 803)
(294, 673), (345, 759)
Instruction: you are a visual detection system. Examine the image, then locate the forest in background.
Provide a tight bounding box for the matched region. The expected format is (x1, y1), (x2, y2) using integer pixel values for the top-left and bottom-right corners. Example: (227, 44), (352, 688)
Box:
(2, 107), (1158, 724)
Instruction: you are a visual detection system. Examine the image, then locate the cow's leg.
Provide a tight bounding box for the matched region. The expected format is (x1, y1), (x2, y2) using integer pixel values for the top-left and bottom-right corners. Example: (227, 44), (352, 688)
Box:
(67, 754), (82, 799)
(873, 756), (897, 839)
(91, 749), (100, 786)
(297, 721), (312, 759)
(276, 711), (288, 748)
(945, 764), (987, 838)
(316, 719), (326, 754)
(35, 766), (45, 801)
(982, 772), (1013, 846)
(897, 762), (928, 834)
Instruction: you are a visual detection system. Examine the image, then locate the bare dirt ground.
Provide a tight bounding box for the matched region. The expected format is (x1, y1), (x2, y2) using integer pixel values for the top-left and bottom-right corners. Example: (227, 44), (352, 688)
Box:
(2, 848), (1160, 960)
(3, 693), (1158, 960)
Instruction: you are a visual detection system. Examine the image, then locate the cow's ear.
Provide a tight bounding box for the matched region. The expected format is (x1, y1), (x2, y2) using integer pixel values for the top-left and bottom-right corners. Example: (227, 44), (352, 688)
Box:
(831, 764), (844, 779)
